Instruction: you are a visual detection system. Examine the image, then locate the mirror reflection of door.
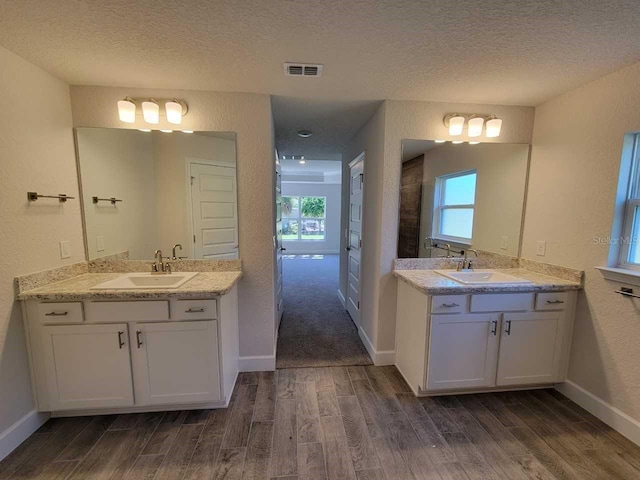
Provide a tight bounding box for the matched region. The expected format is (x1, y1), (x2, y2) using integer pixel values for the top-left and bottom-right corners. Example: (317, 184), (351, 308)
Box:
(189, 160), (238, 259)
(398, 155), (424, 258)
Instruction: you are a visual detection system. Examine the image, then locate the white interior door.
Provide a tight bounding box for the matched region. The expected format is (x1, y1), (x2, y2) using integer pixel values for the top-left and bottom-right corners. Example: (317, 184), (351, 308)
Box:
(346, 155), (364, 325)
(427, 313), (500, 390)
(131, 320), (221, 405)
(190, 162), (238, 259)
(41, 324), (134, 410)
(274, 151), (284, 330)
(496, 312), (562, 386)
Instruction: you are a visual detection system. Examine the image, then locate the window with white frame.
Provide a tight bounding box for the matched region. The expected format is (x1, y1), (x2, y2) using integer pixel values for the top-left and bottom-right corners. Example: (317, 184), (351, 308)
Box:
(432, 170), (477, 244)
(618, 133), (640, 269)
(282, 196), (326, 241)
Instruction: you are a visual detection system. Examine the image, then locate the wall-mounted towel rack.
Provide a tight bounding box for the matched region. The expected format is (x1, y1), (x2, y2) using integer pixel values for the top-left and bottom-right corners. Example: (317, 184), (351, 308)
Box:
(92, 196), (123, 205)
(615, 287), (640, 299)
(27, 192), (75, 203)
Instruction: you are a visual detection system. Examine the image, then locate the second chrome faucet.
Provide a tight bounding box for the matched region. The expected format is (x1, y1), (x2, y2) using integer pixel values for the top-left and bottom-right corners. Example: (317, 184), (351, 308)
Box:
(152, 249), (172, 274)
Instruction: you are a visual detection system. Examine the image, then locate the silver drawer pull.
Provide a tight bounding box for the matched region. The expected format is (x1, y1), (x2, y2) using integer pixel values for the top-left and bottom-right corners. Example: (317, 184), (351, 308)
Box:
(546, 300), (565, 304)
(45, 311), (68, 316)
(441, 303), (460, 308)
(185, 308), (205, 313)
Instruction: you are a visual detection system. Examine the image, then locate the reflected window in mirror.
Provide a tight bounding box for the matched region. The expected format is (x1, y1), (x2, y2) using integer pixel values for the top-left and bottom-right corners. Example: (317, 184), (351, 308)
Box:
(433, 170), (477, 244)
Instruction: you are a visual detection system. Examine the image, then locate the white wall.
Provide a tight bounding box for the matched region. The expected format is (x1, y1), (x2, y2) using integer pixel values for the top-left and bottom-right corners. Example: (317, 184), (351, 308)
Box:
(282, 182), (342, 254)
(0, 46), (85, 433)
(343, 100), (535, 355)
(76, 128), (157, 259)
(70, 86), (275, 359)
(522, 62), (640, 422)
(418, 143), (529, 257)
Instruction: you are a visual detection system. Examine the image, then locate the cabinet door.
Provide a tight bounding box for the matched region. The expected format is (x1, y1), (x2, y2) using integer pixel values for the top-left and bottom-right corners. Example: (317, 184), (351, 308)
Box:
(496, 312), (561, 386)
(427, 314), (500, 390)
(41, 324), (134, 410)
(132, 320), (221, 405)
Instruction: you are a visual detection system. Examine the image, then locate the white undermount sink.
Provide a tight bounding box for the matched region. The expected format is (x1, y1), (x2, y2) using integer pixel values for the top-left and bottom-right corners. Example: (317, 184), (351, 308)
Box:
(434, 269), (531, 285)
(90, 272), (199, 290)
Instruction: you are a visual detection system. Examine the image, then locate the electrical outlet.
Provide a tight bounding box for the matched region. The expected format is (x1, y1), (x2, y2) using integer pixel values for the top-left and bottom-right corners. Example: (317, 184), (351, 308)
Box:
(96, 236), (105, 252)
(59, 241), (71, 259)
(500, 236), (508, 250)
(536, 240), (546, 256)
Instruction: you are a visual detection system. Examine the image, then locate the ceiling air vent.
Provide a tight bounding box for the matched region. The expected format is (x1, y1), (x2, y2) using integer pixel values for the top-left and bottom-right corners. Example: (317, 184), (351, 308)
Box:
(284, 63), (323, 77)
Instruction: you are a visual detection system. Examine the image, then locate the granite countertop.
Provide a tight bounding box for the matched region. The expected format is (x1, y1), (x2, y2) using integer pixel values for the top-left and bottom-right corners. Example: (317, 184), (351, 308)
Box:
(393, 268), (581, 295)
(17, 271), (243, 301)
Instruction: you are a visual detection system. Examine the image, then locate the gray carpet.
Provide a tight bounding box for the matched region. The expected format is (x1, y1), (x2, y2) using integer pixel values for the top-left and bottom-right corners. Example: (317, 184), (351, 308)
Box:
(276, 254), (373, 368)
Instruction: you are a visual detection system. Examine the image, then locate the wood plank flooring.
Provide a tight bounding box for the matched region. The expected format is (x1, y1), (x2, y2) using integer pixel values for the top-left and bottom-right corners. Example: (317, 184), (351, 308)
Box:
(2, 366), (640, 480)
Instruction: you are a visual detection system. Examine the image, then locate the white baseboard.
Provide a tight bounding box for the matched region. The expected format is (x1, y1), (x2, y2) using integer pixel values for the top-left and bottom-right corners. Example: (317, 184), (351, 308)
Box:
(337, 289), (346, 308)
(555, 380), (640, 447)
(358, 326), (395, 366)
(0, 410), (50, 461)
(239, 354), (276, 371)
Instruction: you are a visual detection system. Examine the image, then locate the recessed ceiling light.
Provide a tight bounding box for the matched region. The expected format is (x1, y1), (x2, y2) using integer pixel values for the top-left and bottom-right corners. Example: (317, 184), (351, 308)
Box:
(299, 160), (306, 164)
(297, 129), (313, 138)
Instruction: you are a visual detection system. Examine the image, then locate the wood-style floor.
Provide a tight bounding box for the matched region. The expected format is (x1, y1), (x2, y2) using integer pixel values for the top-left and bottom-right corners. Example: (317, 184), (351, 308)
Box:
(2, 366), (640, 480)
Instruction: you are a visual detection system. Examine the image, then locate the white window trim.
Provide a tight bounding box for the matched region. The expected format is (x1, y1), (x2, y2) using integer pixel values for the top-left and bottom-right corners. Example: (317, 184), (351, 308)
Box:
(432, 169), (476, 245)
(282, 195), (327, 242)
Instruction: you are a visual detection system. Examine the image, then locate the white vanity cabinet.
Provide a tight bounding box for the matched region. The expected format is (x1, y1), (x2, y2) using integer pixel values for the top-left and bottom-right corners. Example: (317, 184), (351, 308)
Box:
(395, 281), (576, 396)
(23, 288), (239, 415)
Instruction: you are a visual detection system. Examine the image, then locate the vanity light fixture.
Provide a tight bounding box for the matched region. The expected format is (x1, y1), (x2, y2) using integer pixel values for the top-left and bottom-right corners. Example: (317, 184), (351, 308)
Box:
(165, 100), (183, 125)
(117, 97), (136, 123)
(448, 115), (465, 136)
(467, 117), (484, 137)
(142, 99), (160, 124)
(485, 117), (503, 138)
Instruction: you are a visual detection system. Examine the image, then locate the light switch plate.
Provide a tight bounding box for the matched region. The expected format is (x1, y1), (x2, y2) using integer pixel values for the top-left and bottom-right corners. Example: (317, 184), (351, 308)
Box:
(500, 236), (508, 250)
(536, 240), (546, 256)
(96, 236), (105, 252)
(59, 241), (71, 259)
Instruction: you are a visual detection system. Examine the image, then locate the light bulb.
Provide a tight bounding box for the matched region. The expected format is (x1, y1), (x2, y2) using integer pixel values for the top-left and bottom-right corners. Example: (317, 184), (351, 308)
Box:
(468, 117), (484, 137)
(486, 118), (503, 138)
(142, 100), (160, 124)
(117, 98), (136, 123)
(299, 160), (306, 164)
(448, 115), (465, 136)
(165, 100), (183, 125)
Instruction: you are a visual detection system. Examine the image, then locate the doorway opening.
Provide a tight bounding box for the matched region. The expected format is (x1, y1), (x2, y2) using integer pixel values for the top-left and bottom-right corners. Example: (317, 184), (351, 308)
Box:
(275, 157), (371, 368)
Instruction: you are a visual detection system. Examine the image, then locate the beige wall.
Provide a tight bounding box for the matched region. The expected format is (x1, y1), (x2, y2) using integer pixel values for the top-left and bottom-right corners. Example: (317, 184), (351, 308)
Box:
(522, 62), (640, 421)
(76, 128), (157, 259)
(70, 86), (275, 358)
(0, 46), (84, 432)
(418, 143), (530, 257)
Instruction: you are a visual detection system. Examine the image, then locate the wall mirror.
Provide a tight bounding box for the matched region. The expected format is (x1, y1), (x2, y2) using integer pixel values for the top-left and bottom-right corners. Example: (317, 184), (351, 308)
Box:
(75, 128), (238, 261)
(398, 139), (530, 258)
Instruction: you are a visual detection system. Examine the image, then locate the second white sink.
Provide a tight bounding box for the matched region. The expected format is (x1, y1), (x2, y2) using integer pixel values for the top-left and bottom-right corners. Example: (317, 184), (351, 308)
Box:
(435, 270), (531, 285)
(91, 272), (199, 290)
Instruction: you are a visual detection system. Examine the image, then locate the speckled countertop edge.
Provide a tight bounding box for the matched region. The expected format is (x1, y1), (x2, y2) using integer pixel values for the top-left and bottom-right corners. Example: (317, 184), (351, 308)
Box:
(17, 271), (243, 301)
(393, 268), (581, 295)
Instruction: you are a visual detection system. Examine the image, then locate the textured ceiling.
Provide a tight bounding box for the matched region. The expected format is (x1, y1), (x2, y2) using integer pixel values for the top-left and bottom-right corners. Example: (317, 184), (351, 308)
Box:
(272, 96), (381, 156)
(1, 1), (639, 156)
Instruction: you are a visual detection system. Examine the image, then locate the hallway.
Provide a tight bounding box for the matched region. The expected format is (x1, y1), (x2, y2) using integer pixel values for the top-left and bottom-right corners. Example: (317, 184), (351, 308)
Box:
(276, 255), (372, 368)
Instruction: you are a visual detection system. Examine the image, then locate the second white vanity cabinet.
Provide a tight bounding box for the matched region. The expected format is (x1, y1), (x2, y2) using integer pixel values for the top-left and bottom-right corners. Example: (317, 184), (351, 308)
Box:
(396, 280), (577, 396)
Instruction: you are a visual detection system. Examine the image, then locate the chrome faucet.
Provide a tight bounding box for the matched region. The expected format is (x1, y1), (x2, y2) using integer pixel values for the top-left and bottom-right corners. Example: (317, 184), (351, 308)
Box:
(172, 244), (183, 260)
(458, 249), (478, 271)
(152, 249), (171, 274)
(443, 243), (452, 258)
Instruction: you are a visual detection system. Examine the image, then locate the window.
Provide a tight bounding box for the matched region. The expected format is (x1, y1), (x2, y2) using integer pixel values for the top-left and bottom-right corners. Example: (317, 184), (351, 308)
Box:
(282, 196), (326, 241)
(433, 170), (477, 243)
(619, 134), (640, 268)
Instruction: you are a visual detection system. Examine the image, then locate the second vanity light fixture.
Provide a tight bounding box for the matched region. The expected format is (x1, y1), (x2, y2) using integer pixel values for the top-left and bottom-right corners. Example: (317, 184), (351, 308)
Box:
(117, 97), (189, 125)
(444, 113), (503, 138)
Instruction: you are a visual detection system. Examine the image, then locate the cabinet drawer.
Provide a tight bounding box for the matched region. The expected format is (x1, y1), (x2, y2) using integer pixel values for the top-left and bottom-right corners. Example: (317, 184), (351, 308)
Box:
(37, 302), (84, 324)
(470, 293), (533, 312)
(432, 295), (467, 314)
(86, 301), (169, 323)
(171, 299), (218, 320)
(535, 292), (568, 311)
